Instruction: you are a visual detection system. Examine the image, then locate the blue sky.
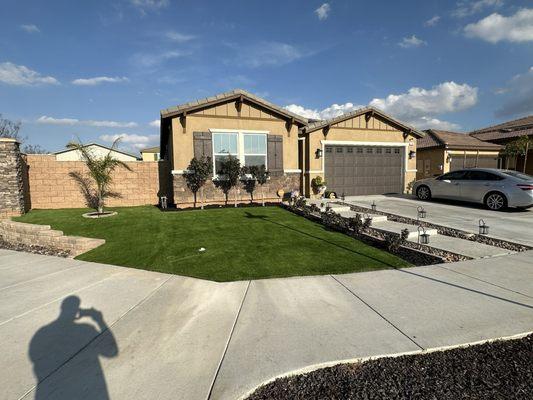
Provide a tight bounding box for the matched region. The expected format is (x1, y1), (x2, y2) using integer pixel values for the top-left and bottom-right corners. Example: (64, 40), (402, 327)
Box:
(1, 0), (532, 154)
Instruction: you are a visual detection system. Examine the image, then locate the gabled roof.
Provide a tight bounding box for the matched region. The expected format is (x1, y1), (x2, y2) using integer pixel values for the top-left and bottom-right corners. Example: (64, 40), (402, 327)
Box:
(140, 146), (160, 153)
(160, 89), (308, 126)
(54, 143), (139, 159)
(301, 106), (425, 138)
(470, 115), (533, 135)
(419, 130), (502, 151)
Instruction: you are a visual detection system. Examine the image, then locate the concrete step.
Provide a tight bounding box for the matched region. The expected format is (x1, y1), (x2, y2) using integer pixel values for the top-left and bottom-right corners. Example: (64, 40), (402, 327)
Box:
(337, 211), (388, 223)
(406, 234), (514, 259)
(371, 220), (438, 240)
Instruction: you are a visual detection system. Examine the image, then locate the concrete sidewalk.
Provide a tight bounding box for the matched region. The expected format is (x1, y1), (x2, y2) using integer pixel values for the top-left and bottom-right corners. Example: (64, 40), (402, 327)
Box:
(0, 249), (532, 400)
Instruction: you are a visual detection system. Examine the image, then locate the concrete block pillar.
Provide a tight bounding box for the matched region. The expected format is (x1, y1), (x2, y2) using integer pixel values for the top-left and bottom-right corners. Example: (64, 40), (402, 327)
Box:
(0, 138), (25, 218)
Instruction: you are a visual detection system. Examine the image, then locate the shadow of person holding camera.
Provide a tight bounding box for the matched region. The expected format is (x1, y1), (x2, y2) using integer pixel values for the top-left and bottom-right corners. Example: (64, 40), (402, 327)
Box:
(29, 295), (118, 400)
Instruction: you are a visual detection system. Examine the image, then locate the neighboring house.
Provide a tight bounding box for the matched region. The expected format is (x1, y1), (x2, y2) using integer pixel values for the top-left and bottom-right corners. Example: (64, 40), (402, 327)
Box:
(416, 129), (502, 180)
(140, 146), (160, 161)
(159, 89), (424, 207)
(54, 143), (139, 162)
(470, 115), (533, 174)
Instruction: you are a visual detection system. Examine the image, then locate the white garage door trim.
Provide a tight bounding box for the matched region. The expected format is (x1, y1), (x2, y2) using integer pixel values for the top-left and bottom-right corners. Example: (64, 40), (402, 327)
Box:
(315, 140), (410, 174)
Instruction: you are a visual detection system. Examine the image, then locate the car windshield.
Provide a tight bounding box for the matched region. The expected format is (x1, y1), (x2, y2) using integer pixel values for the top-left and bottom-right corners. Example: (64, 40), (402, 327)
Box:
(501, 170), (533, 181)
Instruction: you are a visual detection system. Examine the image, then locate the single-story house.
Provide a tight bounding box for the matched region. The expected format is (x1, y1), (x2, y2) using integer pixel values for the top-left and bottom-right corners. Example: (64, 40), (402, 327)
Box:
(159, 89), (424, 207)
(416, 129), (502, 179)
(54, 143), (139, 162)
(470, 115), (533, 174)
(140, 146), (160, 161)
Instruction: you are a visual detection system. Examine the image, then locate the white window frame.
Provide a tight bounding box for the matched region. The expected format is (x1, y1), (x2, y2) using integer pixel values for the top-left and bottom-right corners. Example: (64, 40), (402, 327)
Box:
(210, 129), (269, 178)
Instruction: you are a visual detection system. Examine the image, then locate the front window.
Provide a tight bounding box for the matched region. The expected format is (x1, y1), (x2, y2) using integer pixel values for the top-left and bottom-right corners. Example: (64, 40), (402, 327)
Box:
(213, 133), (238, 174)
(212, 131), (267, 175)
(243, 134), (267, 167)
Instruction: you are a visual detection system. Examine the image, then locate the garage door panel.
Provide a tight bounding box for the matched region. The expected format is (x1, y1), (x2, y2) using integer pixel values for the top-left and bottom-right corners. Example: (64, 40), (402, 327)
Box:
(325, 145), (404, 196)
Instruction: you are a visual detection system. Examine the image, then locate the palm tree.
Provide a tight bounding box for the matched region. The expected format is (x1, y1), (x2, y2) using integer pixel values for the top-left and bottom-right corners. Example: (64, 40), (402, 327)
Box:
(69, 139), (132, 214)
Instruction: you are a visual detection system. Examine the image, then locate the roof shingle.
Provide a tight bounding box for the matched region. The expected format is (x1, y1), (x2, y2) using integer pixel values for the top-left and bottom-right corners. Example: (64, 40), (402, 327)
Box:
(418, 130), (502, 150)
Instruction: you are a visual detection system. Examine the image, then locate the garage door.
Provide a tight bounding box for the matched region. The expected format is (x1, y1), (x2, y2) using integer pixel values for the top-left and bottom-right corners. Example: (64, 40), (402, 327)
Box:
(450, 154), (499, 171)
(324, 145), (404, 196)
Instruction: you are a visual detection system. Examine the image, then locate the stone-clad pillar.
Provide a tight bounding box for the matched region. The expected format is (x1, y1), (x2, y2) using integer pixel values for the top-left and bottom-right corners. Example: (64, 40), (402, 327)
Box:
(0, 138), (25, 218)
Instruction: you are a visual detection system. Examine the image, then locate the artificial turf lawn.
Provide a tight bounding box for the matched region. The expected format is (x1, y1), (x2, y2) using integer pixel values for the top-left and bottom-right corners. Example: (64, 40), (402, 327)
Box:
(14, 206), (410, 281)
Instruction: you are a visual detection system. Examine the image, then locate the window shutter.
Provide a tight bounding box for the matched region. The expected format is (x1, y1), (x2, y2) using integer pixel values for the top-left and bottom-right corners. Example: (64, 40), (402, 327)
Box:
(193, 132), (212, 160)
(267, 135), (283, 176)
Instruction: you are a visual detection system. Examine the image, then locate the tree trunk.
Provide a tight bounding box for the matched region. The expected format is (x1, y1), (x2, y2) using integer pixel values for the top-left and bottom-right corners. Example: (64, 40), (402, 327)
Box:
(234, 187), (238, 208)
(193, 191), (197, 209)
(261, 185), (265, 207)
(523, 143), (529, 173)
(200, 186), (204, 210)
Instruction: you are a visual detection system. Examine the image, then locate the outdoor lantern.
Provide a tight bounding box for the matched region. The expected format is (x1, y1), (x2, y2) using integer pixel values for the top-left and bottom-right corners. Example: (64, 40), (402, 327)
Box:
(315, 148), (323, 158)
(409, 150), (416, 159)
(364, 213), (373, 226)
(418, 226), (430, 245)
(479, 219), (489, 235)
(371, 201), (377, 211)
(341, 192), (345, 201)
(417, 206), (427, 219)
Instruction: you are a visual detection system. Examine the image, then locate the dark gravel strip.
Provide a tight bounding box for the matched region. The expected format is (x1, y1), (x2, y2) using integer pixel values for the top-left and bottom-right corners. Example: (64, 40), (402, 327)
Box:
(247, 334), (533, 400)
(0, 239), (70, 258)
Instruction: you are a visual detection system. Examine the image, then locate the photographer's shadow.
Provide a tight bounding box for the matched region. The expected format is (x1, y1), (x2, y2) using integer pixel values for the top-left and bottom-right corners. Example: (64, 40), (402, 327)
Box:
(29, 296), (118, 400)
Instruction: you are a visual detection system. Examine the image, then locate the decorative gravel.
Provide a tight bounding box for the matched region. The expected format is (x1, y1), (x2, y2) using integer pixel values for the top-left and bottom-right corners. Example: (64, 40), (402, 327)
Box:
(0, 239), (70, 258)
(247, 334), (533, 400)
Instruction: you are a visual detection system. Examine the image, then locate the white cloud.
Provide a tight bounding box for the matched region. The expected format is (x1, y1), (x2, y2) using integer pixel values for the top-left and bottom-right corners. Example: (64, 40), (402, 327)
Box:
(227, 42), (307, 68)
(315, 3), (331, 20)
(0, 62), (58, 86)
(452, 0), (504, 18)
(71, 76), (129, 86)
(464, 8), (533, 43)
(20, 24), (40, 33)
(424, 16), (441, 27)
(408, 116), (461, 131)
(130, 0), (169, 11)
(37, 116), (138, 128)
(369, 81), (477, 129)
(285, 103), (365, 120)
(100, 133), (159, 151)
(132, 50), (186, 68)
(149, 119), (161, 128)
(165, 31), (196, 42)
(495, 66), (533, 118)
(398, 35), (427, 48)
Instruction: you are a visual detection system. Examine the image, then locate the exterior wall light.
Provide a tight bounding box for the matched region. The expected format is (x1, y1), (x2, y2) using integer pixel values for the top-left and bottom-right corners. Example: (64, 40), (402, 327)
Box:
(479, 219), (489, 235)
(446, 153), (452, 163)
(409, 150), (416, 159)
(315, 148), (323, 158)
(417, 206), (427, 219)
(418, 225), (430, 244)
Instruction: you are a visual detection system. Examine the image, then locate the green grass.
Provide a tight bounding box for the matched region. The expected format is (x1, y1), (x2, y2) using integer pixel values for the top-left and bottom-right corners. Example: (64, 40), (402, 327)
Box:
(14, 206), (410, 281)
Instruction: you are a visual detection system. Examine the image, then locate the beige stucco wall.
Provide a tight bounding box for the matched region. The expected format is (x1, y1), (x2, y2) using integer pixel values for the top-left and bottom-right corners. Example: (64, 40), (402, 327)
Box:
(416, 148), (446, 180)
(170, 101), (300, 171)
(305, 114), (418, 195)
(55, 145), (138, 162)
(141, 151), (159, 162)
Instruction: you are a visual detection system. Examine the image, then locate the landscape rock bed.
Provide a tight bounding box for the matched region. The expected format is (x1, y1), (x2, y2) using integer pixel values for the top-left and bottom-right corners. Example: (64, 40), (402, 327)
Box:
(247, 334), (533, 400)
(337, 201), (531, 253)
(282, 203), (448, 266)
(0, 239), (70, 257)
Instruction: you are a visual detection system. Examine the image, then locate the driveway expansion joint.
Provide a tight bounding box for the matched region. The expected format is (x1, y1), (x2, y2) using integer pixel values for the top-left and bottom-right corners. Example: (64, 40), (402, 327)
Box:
(330, 274), (424, 350)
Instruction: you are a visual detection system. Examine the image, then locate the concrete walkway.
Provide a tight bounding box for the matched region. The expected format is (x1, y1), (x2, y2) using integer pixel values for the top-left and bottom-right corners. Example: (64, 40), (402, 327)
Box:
(1, 249), (532, 400)
(344, 194), (533, 247)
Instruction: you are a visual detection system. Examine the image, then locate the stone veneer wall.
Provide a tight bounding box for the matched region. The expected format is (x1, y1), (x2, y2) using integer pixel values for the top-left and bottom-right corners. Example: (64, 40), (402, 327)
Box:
(172, 172), (301, 206)
(0, 139), (25, 219)
(0, 220), (105, 257)
(25, 155), (161, 209)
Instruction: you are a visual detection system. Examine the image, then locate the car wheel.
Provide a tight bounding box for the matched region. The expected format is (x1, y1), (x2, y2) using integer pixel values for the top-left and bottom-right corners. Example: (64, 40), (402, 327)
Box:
(416, 185), (432, 201)
(484, 192), (507, 211)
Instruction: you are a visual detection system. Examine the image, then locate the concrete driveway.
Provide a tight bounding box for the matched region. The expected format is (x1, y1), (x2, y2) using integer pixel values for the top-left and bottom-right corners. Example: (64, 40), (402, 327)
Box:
(345, 194), (533, 247)
(1, 249), (532, 400)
